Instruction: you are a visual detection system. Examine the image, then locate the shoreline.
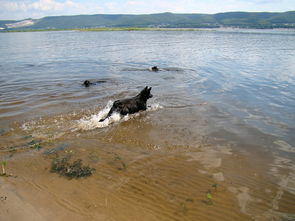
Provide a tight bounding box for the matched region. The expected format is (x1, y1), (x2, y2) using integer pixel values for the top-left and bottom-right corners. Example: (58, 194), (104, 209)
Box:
(1, 27), (295, 33)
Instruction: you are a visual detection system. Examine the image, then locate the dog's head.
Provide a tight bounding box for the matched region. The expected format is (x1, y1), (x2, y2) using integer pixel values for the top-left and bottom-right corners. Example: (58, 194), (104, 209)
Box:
(83, 80), (90, 87)
(151, 66), (159, 72)
(140, 86), (153, 100)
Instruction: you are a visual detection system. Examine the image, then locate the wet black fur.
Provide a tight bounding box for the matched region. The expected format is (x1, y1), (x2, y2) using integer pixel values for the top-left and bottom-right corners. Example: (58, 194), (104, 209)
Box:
(99, 86), (153, 122)
(83, 80), (91, 87)
(151, 66), (159, 72)
(83, 80), (107, 87)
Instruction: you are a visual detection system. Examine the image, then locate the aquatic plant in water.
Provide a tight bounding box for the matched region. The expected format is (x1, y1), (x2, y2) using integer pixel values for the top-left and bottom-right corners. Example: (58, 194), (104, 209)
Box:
(27, 140), (42, 150)
(0, 161), (16, 177)
(1, 161), (6, 175)
(50, 156), (95, 179)
(201, 190), (213, 205)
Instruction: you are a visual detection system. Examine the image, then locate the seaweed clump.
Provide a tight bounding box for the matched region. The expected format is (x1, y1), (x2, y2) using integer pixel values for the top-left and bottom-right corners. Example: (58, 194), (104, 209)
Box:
(50, 156), (95, 179)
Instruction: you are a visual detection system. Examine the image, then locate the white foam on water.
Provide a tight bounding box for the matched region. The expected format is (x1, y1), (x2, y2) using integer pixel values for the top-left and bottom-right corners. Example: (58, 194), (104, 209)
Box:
(274, 140), (295, 153)
(76, 101), (162, 131)
(147, 103), (163, 111)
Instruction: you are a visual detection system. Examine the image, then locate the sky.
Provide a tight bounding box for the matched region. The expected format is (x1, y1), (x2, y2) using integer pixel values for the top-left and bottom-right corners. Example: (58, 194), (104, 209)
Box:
(0, 0), (294, 20)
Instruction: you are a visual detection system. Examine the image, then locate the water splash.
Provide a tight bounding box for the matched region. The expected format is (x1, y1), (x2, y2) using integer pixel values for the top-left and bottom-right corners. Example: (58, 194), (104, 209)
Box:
(76, 101), (162, 131)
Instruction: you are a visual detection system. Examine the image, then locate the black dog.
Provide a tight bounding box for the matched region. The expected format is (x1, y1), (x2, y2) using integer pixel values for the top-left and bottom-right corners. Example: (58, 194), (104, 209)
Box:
(83, 80), (92, 87)
(83, 80), (107, 87)
(99, 86), (153, 122)
(151, 66), (159, 72)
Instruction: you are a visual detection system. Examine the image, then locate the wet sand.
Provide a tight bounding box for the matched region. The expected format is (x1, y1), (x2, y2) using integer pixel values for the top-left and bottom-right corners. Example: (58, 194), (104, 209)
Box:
(1, 111), (295, 221)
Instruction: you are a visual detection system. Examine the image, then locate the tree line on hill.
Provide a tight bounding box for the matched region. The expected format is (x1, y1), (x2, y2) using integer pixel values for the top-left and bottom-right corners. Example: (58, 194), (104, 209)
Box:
(1, 11), (295, 30)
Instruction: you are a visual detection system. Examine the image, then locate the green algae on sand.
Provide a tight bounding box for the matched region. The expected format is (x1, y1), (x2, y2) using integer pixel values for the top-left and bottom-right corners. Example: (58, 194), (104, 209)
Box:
(50, 156), (95, 179)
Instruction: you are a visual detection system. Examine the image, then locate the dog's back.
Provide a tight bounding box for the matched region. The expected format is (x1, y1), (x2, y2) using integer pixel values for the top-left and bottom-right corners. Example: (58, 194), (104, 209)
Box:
(99, 86), (152, 122)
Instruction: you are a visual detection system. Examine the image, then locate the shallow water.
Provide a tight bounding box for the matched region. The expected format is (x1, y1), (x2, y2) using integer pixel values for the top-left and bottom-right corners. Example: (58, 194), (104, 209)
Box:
(0, 29), (295, 220)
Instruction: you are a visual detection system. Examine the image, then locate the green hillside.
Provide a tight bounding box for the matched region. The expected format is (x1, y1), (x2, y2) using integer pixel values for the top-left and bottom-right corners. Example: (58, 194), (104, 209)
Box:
(1, 11), (295, 31)
(0, 20), (16, 28)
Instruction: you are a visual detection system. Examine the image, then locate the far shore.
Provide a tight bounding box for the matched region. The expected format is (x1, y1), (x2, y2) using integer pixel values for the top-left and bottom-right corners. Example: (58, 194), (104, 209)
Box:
(1, 27), (295, 33)
(0, 27), (205, 32)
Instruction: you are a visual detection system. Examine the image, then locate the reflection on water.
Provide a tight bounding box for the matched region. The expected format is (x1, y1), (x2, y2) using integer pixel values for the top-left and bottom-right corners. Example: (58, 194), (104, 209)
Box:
(0, 30), (295, 220)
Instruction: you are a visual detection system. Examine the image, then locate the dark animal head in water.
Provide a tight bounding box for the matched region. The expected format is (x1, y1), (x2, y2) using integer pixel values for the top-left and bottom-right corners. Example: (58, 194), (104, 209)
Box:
(140, 86), (153, 100)
(151, 66), (159, 72)
(83, 80), (108, 87)
(83, 80), (91, 87)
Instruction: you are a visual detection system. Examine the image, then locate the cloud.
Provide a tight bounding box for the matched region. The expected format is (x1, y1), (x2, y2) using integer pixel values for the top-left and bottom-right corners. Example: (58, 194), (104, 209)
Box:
(119, 0), (294, 14)
(1, 1), (27, 11)
(103, 0), (240, 14)
(31, 0), (79, 11)
(0, 0), (294, 20)
(238, 0), (281, 4)
(0, 0), (80, 12)
(0, 0), (85, 19)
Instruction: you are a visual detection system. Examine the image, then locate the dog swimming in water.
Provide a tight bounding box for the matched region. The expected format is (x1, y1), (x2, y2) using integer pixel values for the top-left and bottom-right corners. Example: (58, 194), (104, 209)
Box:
(151, 66), (159, 72)
(99, 86), (153, 122)
(83, 80), (107, 87)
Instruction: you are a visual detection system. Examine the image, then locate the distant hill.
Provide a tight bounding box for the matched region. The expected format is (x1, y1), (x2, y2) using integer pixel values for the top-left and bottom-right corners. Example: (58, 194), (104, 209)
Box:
(1, 11), (295, 30)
